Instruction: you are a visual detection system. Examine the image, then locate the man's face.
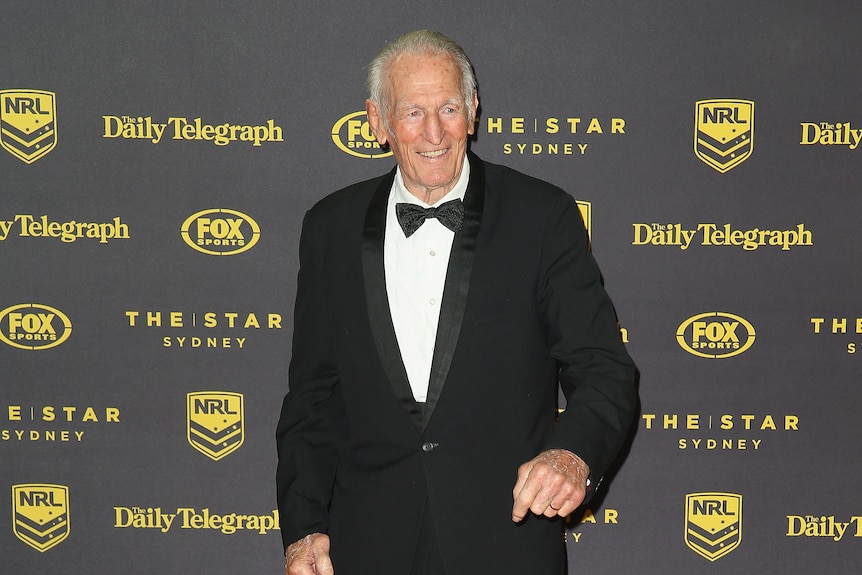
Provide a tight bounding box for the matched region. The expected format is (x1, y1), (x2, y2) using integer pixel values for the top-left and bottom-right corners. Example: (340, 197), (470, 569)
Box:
(367, 53), (477, 203)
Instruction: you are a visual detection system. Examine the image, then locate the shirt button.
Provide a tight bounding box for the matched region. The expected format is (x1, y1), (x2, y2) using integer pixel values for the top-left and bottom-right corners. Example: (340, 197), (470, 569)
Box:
(421, 442), (437, 452)
(429, 299), (436, 305)
(429, 250), (436, 256)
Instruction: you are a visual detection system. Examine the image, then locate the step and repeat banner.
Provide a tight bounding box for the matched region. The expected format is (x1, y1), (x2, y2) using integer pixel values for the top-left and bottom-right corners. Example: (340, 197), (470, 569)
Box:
(2, 2), (860, 573)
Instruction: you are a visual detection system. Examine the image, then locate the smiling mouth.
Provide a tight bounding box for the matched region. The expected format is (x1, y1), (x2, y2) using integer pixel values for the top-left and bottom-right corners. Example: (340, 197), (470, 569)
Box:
(418, 149), (448, 158)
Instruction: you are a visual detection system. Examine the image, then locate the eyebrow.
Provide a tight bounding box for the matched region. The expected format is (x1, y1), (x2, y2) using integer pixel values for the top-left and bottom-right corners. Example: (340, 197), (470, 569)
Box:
(395, 98), (463, 112)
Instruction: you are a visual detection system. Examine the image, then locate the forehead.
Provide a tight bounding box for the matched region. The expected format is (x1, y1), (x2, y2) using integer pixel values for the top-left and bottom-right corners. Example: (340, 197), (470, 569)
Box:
(386, 53), (462, 102)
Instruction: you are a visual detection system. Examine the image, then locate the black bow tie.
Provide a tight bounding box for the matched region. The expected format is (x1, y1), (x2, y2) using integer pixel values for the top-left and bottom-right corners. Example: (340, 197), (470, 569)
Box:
(395, 199), (464, 237)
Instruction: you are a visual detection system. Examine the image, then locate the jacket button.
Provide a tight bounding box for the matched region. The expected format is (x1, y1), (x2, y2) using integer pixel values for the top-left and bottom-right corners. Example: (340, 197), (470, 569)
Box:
(421, 442), (437, 452)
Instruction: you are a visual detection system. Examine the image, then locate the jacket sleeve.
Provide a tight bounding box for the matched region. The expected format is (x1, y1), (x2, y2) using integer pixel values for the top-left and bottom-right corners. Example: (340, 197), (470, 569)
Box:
(276, 208), (346, 550)
(537, 193), (638, 491)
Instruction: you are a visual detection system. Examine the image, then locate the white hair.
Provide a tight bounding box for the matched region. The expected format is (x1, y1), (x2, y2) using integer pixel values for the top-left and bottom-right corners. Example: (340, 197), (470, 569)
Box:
(367, 30), (477, 126)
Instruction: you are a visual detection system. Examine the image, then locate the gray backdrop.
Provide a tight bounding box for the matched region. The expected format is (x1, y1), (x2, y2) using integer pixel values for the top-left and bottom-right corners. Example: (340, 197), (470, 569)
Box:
(2, 1), (860, 573)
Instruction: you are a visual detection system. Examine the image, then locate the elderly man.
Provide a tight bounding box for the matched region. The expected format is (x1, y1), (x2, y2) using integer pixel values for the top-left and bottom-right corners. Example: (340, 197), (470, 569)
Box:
(277, 30), (637, 575)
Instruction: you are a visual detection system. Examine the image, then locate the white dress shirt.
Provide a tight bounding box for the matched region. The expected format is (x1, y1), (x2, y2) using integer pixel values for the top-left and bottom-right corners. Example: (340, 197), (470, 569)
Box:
(384, 157), (470, 402)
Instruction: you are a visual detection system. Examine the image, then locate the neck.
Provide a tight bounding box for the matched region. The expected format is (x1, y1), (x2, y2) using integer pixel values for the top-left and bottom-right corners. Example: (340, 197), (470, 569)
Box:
(407, 186), (452, 205)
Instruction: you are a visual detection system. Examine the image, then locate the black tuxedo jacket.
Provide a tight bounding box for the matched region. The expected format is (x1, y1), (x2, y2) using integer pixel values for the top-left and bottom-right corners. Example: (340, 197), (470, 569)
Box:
(276, 153), (637, 574)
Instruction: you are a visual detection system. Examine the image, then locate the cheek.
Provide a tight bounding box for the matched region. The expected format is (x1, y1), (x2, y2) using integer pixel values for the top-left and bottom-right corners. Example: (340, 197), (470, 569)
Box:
(446, 120), (471, 140)
(392, 126), (417, 147)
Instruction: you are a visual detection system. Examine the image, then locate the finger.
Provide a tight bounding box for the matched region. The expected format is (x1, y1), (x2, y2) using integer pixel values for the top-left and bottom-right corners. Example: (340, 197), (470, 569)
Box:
(511, 461), (532, 501)
(313, 552), (334, 575)
(542, 503), (569, 519)
(514, 463), (561, 521)
(546, 500), (568, 518)
(285, 546), (312, 575)
(286, 553), (315, 575)
(546, 491), (566, 515)
(542, 487), (567, 518)
(287, 534), (329, 575)
(554, 498), (581, 518)
(511, 461), (537, 521)
(512, 469), (543, 521)
(544, 483), (585, 519)
(287, 557), (316, 575)
(526, 468), (567, 516)
(526, 464), (584, 517)
(545, 479), (577, 513)
(531, 482), (562, 517)
(315, 555), (334, 575)
(312, 536), (334, 575)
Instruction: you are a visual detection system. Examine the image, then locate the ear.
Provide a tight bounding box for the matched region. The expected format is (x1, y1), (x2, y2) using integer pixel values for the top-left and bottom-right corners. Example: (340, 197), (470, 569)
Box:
(468, 92), (478, 135)
(366, 99), (388, 146)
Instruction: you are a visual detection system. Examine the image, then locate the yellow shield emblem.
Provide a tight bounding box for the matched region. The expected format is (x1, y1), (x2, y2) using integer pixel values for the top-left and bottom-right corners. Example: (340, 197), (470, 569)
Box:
(12, 484), (70, 552)
(694, 99), (754, 173)
(187, 391), (244, 461)
(576, 200), (591, 242)
(0, 90), (57, 163)
(685, 492), (742, 561)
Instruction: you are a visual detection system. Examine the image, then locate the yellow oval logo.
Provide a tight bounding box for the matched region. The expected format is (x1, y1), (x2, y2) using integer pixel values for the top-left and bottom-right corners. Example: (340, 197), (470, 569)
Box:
(676, 312), (756, 359)
(331, 111), (392, 159)
(181, 209), (261, 256)
(0, 304), (72, 350)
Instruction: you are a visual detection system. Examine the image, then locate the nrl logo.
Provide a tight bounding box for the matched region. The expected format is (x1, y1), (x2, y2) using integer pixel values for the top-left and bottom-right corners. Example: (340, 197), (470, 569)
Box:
(187, 391), (245, 461)
(694, 99), (754, 173)
(12, 484), (70, 552)
(0, 90), (57, 164)
(685, 492), (742, 561)
(576, 200), (591, 242)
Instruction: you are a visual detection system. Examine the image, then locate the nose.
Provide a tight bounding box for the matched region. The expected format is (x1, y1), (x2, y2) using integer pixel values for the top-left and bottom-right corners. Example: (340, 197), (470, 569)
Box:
(423, 112), (444, 145)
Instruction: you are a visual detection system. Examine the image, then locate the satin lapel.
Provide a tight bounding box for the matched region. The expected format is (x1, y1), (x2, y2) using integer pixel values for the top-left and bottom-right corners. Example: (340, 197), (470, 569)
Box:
(361, 168), (424, 430)
(423, 154), (486, 426)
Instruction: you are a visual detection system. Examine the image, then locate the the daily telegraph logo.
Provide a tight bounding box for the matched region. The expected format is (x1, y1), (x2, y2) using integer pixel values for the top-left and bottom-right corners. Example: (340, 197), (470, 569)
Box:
(114, 505), (279, 535)
(0, 215), (129, 244)
(487, 115), (626, 157)
(677, 312), (755, 359)
(632, 223), (812, 251)
(0, 90), (57, 164)
(331, 111), (393, 158)
(187, 392), (244, 461)
(181, 209), (260, 256)
(810, 316), (862, 355)
(685, 492), (742, 561)
(800, 122), (862, 149)
(0, 304), (72, 350)
(787, 514), (862, 541)
(695, 99), (754, 172)
(12, 484), (70, 552)
(102, 115), (283, 146)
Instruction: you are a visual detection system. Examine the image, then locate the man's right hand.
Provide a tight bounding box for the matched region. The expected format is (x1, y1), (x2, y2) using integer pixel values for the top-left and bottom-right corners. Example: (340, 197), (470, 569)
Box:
(284, 533), (334, 575)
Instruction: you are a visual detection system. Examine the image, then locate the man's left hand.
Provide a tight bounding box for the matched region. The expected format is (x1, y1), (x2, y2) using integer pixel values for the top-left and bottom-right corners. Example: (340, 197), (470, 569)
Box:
(511, 448), (590, 522)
